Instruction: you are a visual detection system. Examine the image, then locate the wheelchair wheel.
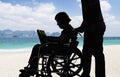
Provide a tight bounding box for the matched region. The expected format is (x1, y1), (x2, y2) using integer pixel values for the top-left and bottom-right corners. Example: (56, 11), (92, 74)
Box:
(51, 48), (83, 76)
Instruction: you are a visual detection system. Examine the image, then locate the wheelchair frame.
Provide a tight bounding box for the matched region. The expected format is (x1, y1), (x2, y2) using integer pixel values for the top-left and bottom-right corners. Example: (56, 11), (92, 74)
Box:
(19, 30), (83, 77)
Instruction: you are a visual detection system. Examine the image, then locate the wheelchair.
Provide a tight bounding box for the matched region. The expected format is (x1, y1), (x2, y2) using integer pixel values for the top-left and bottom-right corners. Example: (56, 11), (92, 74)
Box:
(19, 30), (83, 77)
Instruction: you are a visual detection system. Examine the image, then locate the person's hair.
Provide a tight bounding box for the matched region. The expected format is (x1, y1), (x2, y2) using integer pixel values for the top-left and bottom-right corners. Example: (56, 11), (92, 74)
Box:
(55, 12), (71, 24)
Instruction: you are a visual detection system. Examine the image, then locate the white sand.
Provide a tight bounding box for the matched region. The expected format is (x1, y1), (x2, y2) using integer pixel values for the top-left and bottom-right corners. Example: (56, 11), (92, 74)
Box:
(0, 45), (120, 77)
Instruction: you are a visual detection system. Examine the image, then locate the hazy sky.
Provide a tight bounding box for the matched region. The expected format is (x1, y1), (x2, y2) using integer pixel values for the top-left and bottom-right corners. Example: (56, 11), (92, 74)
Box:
(0, 0), (120, 36)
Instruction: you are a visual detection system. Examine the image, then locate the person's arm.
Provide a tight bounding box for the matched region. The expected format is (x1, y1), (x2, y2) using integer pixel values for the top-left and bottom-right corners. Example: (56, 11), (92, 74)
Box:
(46, 36), (59, 43)
(74, 21), (85, 33)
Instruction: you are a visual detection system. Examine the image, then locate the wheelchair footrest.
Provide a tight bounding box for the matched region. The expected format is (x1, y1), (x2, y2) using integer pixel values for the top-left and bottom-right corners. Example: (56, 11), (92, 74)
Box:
(19, 67), (39, 76)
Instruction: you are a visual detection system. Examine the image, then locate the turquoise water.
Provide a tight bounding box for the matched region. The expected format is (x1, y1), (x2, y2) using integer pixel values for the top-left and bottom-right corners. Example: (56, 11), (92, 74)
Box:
(0, 37), (120, 50)
(0, 38), (39, 49)
(103, 37), (120, 45)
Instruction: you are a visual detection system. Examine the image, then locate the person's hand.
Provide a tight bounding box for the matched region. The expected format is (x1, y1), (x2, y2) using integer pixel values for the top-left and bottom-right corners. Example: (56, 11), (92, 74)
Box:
(72, 28), (78, 36)
(74, 28), (79, 33)
(79, 28), (84, 33)
(73, 27), (83, 33)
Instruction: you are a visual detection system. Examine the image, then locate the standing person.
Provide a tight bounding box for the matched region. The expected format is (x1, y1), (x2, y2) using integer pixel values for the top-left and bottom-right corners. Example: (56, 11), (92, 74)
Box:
(75, 0), (106, 77)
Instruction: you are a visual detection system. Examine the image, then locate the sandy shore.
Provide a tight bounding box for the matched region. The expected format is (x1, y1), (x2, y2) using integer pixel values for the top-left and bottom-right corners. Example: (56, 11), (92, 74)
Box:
(0, 45), (120, 77)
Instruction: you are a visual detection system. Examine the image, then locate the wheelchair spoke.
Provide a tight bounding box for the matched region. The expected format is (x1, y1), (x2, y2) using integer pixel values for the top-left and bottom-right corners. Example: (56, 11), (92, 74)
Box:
(49, 48), (83, 76)
(53, 60), (65, 67)
(69, 69), (75, 74)
(70, 53), (81, 61)
(69, 63), (80, 67)
(70, 53), (76, 60)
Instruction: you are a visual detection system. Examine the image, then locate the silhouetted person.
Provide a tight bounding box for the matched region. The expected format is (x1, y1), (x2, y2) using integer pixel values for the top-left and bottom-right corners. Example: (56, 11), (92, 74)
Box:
(75, 0), (106, 77)
(20, 12), (77, 76)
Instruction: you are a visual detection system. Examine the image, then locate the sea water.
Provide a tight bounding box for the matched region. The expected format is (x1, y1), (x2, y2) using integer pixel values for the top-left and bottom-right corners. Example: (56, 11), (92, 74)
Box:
(0, 37), (120, 52)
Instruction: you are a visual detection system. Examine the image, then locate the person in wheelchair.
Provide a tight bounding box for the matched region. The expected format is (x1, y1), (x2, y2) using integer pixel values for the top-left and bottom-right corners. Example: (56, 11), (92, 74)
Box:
(20, 12), (77, 76)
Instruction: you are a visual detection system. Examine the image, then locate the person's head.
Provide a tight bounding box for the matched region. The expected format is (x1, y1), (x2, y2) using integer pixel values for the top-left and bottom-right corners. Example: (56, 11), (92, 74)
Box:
(55, 12), (71, 29)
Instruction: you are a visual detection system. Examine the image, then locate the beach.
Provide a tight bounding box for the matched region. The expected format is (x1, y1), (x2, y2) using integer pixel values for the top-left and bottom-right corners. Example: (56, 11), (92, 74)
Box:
(0, 45), (120, 77)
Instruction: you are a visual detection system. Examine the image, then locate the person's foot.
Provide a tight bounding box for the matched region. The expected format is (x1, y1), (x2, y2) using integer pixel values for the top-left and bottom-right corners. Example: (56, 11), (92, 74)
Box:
(19, 66), (38, 76)
(19, 67), (28, 73)
(26, 68), (38, 76)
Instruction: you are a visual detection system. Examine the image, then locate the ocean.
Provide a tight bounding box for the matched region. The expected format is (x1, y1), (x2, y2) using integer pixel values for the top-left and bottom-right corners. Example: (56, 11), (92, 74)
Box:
(0, 37), (120, 52)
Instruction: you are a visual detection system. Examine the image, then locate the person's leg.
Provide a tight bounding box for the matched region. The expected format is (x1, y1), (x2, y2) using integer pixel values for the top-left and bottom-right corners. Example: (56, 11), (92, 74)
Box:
(28, 44), (41, 69)
(81, 33), (92, 77)
(94, 52), (105, 77)
(81, 47), (92, 77)
(92, 35), (106, 77)
(19, 44), (41, 75)
(90, 21), (106, 77)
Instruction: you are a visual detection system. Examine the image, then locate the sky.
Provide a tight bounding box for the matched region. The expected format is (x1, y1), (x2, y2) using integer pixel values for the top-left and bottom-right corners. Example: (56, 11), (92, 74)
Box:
(0, 0), (120, 37)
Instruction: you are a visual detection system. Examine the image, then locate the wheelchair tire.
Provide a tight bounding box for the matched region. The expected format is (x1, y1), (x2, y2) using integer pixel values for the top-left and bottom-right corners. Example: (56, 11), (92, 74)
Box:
(50, 48), (83, 76)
